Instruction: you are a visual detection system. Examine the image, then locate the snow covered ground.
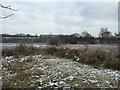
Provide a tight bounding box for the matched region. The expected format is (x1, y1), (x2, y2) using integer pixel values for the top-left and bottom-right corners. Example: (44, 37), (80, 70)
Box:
(1, 55), (120, 88)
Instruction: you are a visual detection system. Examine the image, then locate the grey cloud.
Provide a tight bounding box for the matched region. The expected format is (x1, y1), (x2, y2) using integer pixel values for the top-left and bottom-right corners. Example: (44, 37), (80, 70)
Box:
(2, 2), (118, 35)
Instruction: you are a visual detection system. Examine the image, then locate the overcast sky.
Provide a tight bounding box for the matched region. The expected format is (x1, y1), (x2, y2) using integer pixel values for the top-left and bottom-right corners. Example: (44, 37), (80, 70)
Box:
(1, 1), (118, 36)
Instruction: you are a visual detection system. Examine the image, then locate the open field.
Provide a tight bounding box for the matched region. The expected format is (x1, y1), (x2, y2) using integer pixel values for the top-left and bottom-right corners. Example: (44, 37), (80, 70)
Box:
(1, 43), (47, 50)
(1, 43), (118, 51)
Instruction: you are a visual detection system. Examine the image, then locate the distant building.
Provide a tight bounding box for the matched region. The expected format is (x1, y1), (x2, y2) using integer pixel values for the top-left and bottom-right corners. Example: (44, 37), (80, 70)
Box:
(1, 34), (58, 43)
(39, 35), (58, 43)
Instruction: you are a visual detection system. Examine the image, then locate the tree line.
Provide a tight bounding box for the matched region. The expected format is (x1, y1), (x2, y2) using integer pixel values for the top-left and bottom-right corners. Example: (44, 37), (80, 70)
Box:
(1, 27), (120, 44)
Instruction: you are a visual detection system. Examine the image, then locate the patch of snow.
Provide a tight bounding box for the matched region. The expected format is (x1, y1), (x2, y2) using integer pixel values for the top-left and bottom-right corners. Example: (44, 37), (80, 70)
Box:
(49, 81), (58, 86)
(59, 81), (65, 84)
(76, 58), (79, 61)
(105, 80), (110, 84)
(0, 76), (2, 80)
(88, 79), (98, 84)
(68, 76), (74, 81)
(38, 86), (43, 89)
(75, 84), (79, 87)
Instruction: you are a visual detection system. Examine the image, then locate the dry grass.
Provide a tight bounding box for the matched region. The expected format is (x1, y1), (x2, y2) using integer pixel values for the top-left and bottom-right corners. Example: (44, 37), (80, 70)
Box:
(2, 56), (42, 88)
(2, 43), (120, 70)
(2, 43), (39, 57)
(44, 47), (120, 70)
(3, 71), (32, 88)
(2, 44), (120, 88)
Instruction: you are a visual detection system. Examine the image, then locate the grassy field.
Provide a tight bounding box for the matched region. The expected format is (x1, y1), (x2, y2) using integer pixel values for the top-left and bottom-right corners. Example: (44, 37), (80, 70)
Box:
(1, 43), (118, 50)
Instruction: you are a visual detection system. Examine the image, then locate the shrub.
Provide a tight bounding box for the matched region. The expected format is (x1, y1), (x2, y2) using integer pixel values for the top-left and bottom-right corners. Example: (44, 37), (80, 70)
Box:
(2, 49), (14, 56)
(15, 42), (37, 56)
(66, 49), (80, 59)
(74, 49), (120, 70)
(44, 47), (57, 55)
(48, 38), (61, 46)
(3, 71), (31, 88)
(2, 44), (120, 70)
(3, 56), (42, 88)
(84, 50), (107, 66)
(2, 42), (38, 57)
(55, 48), (67, 58)
(44, 47), (80, 59)
(104, 58), (120, 70)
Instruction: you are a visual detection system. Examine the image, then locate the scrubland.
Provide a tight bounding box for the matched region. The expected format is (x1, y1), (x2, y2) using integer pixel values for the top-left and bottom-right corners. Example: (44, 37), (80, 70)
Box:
(1, 43), (120, 89)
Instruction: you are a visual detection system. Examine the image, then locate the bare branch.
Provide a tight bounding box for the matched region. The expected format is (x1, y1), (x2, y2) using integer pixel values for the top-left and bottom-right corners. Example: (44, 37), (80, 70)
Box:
(0, 4), (19, 19)
(0, 14), (14, 19)
(0, 4), (19, 11)
(4, 5), (11, 8)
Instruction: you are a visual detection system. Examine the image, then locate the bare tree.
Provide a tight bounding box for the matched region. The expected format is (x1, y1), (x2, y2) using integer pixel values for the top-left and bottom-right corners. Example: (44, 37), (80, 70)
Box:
(98, 27), (113, 38)
(48, 37), (62, 46)
(81, 31), (92, 38)
(0, 4), (19, 19)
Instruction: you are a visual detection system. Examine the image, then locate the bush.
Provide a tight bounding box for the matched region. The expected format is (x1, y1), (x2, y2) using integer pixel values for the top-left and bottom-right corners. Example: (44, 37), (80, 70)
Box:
(77, 49), (120, 70)
(104, 58), (120, 70)
(83, 50), (107, 66)
(44, 47), (80, 59)
(15, 42), (37, 56)
(2, 42), (38, 57)
(55, 48), (67, 58)
(2, 44), (120, 70)
(66, 49), (80, 59)
(2, 49), (14, 56)
(3, 71), (31, 88)
(44, 47), (57, 55)
(3, 56), (42, 88)
(48, 38), (61, 46)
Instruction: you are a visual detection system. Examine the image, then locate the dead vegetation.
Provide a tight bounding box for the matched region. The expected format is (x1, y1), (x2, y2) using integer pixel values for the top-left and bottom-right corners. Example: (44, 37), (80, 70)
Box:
(2, 56), (42, 88)
(43, 47), (120, 70)
(2, 43), (120, 71)
(2, 43), (120, 88)
(2, 42), (40, 57)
